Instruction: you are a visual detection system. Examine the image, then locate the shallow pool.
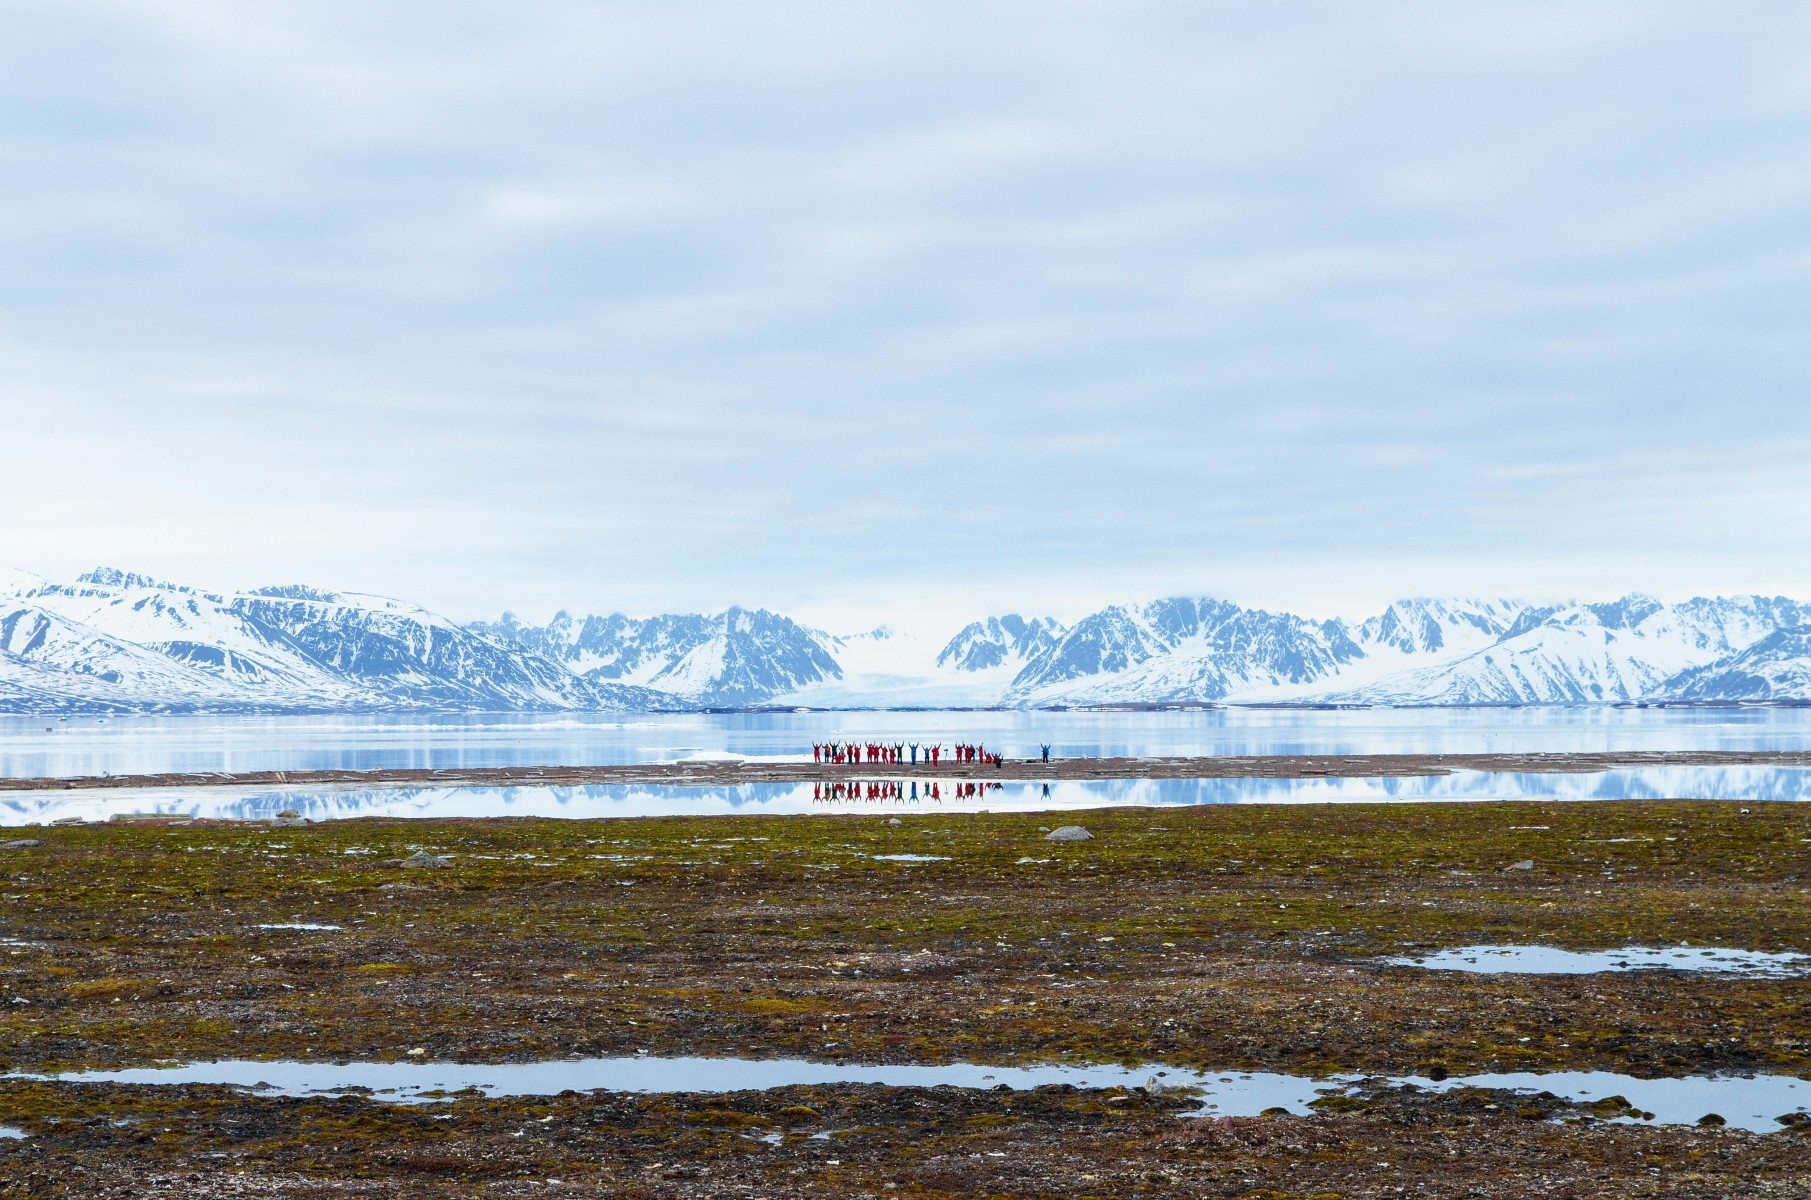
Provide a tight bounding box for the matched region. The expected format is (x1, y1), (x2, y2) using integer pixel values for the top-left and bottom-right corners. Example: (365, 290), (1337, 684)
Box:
(20, 1056), (1811, 1133)
(1389, 944), (1811, 977)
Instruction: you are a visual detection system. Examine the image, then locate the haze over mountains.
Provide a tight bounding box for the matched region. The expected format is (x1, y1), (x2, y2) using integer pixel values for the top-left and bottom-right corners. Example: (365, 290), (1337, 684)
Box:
(3, 568), (1811, 714)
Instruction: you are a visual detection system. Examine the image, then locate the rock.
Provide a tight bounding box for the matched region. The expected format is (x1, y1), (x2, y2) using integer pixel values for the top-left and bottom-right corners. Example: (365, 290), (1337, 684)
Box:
(271, 816), (310, 828)
(276, 809), (301, 819)
(49, 817), (85, 827)
(1777, 1111), (1811, 1128)
(887, 818), (902, 826)
(1044, 826), (1093, 842)
(407, 1047), (427, 1057)
(1, 840), (40, 850)
(401, 851), (451, 869)
(1697, 1113), (1726, 1127)
(1504, 860), (1534, 872)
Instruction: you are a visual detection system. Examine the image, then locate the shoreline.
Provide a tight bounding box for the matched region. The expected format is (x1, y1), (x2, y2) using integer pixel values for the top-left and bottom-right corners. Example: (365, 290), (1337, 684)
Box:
(6, 748), (1811, 794)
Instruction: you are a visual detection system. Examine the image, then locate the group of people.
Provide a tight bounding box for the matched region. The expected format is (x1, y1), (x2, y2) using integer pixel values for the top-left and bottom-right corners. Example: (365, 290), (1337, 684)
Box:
(949, 742), (1003, 767)
(812, 741), (993, 766)
(814, 741), (909, 765)
(812, 779), (1005, 802)
(808, 739), (1057, 768)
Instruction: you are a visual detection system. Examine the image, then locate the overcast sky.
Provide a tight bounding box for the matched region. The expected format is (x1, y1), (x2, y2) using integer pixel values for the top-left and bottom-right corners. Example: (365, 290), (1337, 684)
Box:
(6, 2), (1811, 633)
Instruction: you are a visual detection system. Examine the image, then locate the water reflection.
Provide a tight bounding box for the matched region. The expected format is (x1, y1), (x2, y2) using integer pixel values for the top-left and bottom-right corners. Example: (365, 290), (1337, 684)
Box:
(1389, 944), (1811, 977)
(8, 707), (1811, 780)
(7, 766), (1811, 825)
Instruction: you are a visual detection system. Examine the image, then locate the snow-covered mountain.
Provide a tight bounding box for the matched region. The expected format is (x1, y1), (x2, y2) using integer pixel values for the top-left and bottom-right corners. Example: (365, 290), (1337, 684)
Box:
(469, 607), (839, 707)
(0, 568), (674, 714)
(8, 567), (1811, 711)
(1652, 625), (1811, 702)
(937, 616), (1065, 671)
(998, 598), (1366, 706)
(1317, 595), (1811, 705)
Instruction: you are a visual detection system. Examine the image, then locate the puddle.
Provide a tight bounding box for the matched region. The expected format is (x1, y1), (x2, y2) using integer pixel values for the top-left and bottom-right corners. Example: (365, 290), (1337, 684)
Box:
(13, 765), (1811, 826)
(18, 1056), (1811, 1133)
(1389, 945), (1811, 977)
(0, 1127), (23, 1139)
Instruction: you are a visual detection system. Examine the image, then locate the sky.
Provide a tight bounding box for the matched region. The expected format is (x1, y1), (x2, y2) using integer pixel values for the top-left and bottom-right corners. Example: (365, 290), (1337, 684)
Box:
(5, 2), (1811, 635)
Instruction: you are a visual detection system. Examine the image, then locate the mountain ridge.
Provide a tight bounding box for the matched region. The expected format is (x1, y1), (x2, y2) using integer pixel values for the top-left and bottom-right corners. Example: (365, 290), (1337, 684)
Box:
(6, 568), (1811, 711)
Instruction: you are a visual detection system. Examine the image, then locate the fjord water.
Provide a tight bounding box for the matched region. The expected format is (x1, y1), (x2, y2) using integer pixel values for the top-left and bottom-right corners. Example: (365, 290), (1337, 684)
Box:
(6, 706), (1811, 780)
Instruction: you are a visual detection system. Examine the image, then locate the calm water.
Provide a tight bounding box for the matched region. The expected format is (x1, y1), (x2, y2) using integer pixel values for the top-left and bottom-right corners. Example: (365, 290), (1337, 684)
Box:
(9, 766), (1811, 825)
(20, 1057), (1810, 1132)
(1388, 945), (1811, 976)
(6, 707), (1811, 779)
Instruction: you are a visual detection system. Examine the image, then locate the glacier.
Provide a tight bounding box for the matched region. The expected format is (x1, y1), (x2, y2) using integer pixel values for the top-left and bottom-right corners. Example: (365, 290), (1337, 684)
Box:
(6, 567), (1811, 712)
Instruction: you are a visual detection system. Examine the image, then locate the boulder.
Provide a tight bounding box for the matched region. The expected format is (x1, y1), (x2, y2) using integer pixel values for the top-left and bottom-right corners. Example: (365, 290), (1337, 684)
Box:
(1045, 826), (1094, 842)
(401, 851), (451, 869)
(1, 840), (39, 850)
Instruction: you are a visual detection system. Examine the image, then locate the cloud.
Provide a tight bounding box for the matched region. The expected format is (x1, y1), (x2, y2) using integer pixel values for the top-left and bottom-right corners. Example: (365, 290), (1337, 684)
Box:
(3, 1), (1811, 629)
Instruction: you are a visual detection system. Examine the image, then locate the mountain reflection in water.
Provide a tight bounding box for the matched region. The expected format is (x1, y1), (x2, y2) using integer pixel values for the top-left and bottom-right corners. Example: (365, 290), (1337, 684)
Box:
(7, 766), (1811, 825)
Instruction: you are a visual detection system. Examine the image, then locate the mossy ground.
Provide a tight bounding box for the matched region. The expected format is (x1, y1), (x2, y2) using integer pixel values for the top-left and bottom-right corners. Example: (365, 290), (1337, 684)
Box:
(2, 797), (1811, 1194)
(0, 798), (1806, 1078)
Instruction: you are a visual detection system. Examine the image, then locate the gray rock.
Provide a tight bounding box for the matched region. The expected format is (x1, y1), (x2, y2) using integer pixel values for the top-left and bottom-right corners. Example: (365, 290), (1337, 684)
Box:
(1045, 826), (1094, 842)
(1504, 860), (1534, 872)
(276, 809), (301, 819)
(1, 840), (40, 849)
(271, 816), (310, 828)
(887, 818), (903, 826)
(401, 851), (451, 869)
